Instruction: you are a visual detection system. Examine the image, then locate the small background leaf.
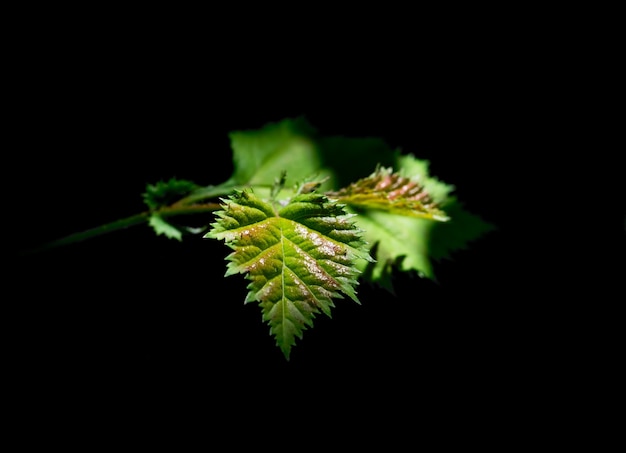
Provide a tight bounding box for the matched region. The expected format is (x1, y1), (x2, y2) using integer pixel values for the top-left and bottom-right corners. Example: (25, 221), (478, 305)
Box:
(224, 117), (398, 196)
(148, 214), (183, 241)
(227, 118), (321, 190)
(143, 178), (200, 210)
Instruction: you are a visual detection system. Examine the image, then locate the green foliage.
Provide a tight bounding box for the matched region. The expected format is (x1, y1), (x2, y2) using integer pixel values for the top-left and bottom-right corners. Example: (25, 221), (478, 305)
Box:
(35, 116), (495, 360)
(148, 214), (183, 241)
(346, 154), (496, 287)
(206, 188), (372, 360)
(226, 119), (321, 190)
(143, 178), (202, 241)
(143, 177), (199, 210)
(218, 117), (398, 197)
(201, 118), (495, 357)
(144, 117), (494, 358)
(212, 119), (494, 289)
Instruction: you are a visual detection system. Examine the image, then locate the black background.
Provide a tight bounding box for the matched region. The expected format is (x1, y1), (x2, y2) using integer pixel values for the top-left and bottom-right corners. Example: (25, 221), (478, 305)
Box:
(6, 13), (622, 437)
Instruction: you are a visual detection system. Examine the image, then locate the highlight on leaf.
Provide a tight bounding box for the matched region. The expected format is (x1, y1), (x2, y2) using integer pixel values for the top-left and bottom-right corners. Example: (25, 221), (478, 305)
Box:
(326, 166), (450, 221)
(205, 186), (373, 360)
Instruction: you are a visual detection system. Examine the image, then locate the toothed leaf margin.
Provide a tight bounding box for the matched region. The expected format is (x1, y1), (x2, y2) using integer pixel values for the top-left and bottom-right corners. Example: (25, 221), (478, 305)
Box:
(205, 188), (373, 360)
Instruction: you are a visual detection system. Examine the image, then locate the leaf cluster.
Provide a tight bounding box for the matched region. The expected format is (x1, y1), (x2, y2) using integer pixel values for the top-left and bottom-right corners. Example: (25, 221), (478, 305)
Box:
(137, 117), (494, 359)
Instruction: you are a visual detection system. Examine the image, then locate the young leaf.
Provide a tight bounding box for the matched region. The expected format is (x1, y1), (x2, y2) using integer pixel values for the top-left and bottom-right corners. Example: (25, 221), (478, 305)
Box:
(205, 188), (372, 360)
(346, 154), (495, 288)
(327, 165), (450, 221)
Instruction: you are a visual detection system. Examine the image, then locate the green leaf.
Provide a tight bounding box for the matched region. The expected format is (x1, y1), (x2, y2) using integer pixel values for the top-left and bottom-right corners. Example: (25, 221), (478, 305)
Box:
(351, 154), (495, 288)
(223, 117), (399, 196)
(148, 214), (183, 241)
(428, 197), (497, 264)
(396, 154), (496, 266)
(226, 118), (322, 191)
(143, 177), (200, 210)
(355, 211), (435, 287)
(205, 188), (372, 360)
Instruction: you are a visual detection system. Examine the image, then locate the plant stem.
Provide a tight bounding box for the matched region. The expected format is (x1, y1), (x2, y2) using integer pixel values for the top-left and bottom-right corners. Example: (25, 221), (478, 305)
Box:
(19, 202), (222, 256)
(21, 212), (151, 255)
(19, 181), (273, 256)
